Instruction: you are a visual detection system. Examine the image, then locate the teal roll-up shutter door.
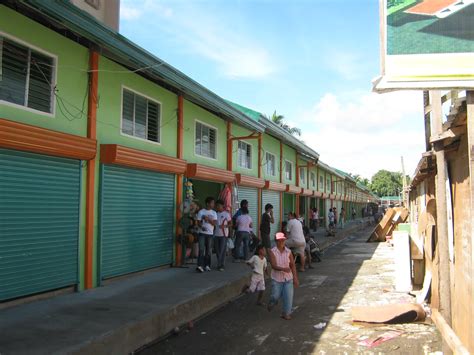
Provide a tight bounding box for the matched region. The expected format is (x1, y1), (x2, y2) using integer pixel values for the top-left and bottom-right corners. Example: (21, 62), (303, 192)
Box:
(100, 165), (175, 279)
(237, 186), (258, 234)
(262, 190), (281, 243)
(0, 149), (80, 301)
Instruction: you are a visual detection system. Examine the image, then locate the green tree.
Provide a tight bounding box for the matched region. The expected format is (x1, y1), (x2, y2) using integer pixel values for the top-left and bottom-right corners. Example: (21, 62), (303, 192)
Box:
(265, 111), (301, 137)
(349, 174), (371, 188)
(370, 170), (404, 197)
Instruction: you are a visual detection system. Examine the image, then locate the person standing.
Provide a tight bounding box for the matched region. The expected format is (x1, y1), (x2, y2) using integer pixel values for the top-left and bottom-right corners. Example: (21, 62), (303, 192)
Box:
(260, 203), (274, 254)
(339, 207), (346, 229)
(332, 207), (338, 226)
(196, 197), (217, 273)
(215, 199), (231, 271)
(352, 207), (356, 220)
(310, 208), (319, 232)
(234, 206), (253, 261)
(268, 232), (299, 320)
(285, 212), (306, 272)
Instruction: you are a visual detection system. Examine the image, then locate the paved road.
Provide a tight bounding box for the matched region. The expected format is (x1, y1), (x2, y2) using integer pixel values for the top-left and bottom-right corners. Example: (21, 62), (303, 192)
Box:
(140, 228), (441, 354)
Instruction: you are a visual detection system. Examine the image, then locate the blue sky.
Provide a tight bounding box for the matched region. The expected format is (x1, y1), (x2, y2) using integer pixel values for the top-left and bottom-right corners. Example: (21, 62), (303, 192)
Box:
(120, 0), (425, 179)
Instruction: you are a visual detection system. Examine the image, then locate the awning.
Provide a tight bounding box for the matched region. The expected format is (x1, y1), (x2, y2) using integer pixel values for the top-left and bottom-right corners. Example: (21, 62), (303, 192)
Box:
(0, 118), (96, 160)
(301, 188), (313, 196)
(264, 181), (287, 192)
(235, 174), (265, 188)
(186, 163), (235, 183)
(286, 185), (301, 194)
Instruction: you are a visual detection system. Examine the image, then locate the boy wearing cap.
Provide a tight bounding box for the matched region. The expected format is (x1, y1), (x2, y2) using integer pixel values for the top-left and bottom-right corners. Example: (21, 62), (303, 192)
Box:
(268, 232), (299, 320)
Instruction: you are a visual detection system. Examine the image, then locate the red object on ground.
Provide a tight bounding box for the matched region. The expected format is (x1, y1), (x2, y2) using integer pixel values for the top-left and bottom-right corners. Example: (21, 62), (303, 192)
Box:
(357, 330), (403, 348)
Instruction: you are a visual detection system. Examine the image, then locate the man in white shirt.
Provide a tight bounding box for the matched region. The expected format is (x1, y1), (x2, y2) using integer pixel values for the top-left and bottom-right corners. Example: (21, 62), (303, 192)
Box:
(214, 199), (231, 271)
(285, 212), (306, 272)
(196, 196), (217, 273)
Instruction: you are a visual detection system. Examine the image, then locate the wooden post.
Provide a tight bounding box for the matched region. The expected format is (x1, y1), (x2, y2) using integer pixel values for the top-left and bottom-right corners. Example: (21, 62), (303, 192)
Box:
(175, 95), (184, 266)
(85, 50), (99, 289)
(430, 90), (452, 330)
(279, 142), (283, 183)
(295, 152), (299, 187)
(466, 91), (474, 351)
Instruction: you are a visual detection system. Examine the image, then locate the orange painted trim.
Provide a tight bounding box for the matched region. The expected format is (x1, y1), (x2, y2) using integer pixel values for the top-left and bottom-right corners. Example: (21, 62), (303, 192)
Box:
(295, 153), (299, 187)
(301, 188), (313, 196)
(177, 95), (184, 159)
(264, 180), (286, 192)
(101, 144), (187, 174)
(313, 191), (323, 198)
(228, 133), (260, 141)
(235, 173), (265, 188)
(186, 163), (235, 183)
(0, 118), (96, 160)
(85, 50), (99, 290)
(286, 184), (301, 194)
(226, 121), (232, 171)
(279, 142), (283, 183)
(329, 194), (337, 200)
(257, 133), (262, 179)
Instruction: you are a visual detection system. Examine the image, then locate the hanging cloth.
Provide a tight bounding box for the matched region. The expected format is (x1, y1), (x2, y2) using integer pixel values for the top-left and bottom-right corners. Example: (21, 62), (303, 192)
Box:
(218, 184), (232, 212)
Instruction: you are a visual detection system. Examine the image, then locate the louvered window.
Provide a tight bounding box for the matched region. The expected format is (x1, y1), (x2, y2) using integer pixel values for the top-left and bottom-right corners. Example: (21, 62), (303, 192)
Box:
(285, 161), (292, 180)
(265, 152), (275, 176)
(311, 172), (316, 188)
(319, 175), (324, 190)
(121, 89), (161, 143)
(0, 36), (54, 113)
(238, 141), (252, 169)
(195, 121), (216, 159)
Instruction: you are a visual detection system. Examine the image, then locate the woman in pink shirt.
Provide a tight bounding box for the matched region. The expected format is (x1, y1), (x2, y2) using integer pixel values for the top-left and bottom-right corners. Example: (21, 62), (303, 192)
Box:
(268, 232), (299, 320)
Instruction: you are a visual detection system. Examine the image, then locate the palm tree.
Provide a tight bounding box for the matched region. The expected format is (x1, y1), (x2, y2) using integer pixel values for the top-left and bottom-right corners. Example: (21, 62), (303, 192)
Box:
(265, 110), (301, 137)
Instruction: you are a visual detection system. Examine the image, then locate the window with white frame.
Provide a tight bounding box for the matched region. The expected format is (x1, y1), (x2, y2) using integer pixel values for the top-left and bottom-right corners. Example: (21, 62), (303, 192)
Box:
(0, 36), (55, 114)
(285, 160), (292, 180)
(319, 175), (324, 190)
(238, 141), (252, 169)
(299, 167), (305, 185)
(326, 178), (331, 192)
(265, 152), (275, 176)
(122, 89), (161, 142)
(311, 172), (316, 188)
(195, 121), (217, 159)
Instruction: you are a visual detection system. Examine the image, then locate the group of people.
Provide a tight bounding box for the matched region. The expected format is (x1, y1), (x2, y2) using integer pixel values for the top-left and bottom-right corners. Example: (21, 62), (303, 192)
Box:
(192, 196), (310, 320)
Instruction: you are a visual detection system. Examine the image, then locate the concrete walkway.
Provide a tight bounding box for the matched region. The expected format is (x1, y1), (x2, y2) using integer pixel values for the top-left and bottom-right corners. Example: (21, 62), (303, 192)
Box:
(0, 220), (367, 355)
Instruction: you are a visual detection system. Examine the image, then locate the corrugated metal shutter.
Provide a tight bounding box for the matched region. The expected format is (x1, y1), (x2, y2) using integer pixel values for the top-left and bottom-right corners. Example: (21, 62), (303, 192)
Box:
(0, 149), (80, 301)
(262, 190), (280, 243)
(237, 186), (258, 235)
(100, 165), (175, 279)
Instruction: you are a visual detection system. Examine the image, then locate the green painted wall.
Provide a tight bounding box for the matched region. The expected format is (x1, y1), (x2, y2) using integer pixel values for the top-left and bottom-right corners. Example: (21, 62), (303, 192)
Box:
(0, 6), (89, 137)
(262, 133), (280, 182)
(231, 124), (258, 177)
(183, 100), (227, 170)
(282, 144), (296, 185)
(96, 57), (178, 156)
(283, 193), (295, 219)
(0, 7), (91, 290)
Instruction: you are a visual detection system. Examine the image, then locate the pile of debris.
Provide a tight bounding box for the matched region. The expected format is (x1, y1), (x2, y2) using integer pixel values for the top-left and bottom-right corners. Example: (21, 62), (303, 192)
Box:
(367, 207), (409, 242)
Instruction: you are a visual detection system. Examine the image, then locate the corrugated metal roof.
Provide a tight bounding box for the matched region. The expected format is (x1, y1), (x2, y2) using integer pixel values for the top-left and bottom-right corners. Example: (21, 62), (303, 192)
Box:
(15, 0), (265, 133)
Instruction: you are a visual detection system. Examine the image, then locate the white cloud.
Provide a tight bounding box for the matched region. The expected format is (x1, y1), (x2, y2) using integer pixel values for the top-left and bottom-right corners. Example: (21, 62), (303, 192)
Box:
(120, 5), (142, 20)
(120, 0), (277, 79)
(294, 90), (425, 179)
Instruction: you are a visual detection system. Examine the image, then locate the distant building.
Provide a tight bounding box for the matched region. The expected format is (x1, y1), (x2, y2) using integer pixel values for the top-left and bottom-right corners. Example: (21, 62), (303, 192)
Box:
(380, 195), (402, 207)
